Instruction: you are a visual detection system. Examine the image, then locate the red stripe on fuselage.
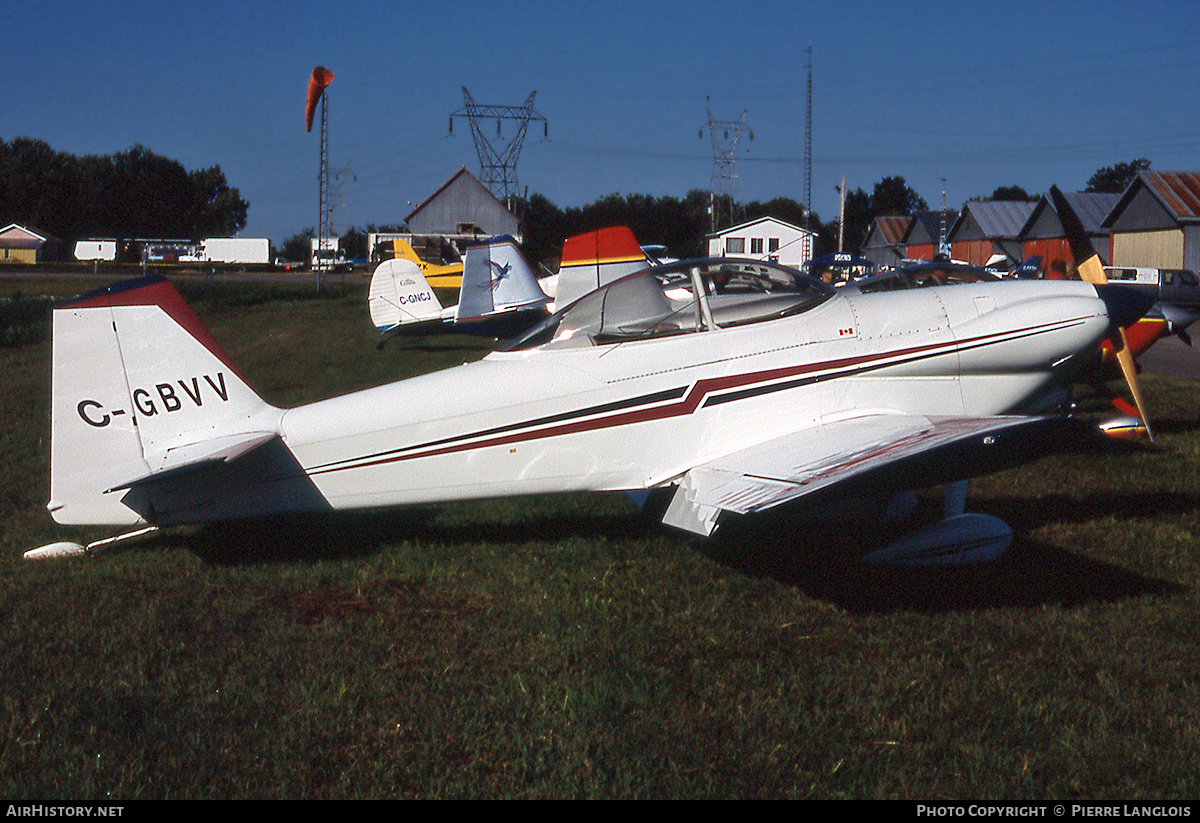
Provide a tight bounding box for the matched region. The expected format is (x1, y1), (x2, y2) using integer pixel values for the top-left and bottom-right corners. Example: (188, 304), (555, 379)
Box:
(308, 314), (1091, 478)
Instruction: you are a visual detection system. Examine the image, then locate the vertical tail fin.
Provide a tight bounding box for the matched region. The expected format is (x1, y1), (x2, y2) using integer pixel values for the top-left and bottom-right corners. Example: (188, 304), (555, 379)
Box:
(391, 238), (424, 266)
(1013, 255), (1043, 279)
(555, 226), (650, 308)
(455, 236), (549, 322)
(368, 258), (445, 330)
(49, 276), (279, 525)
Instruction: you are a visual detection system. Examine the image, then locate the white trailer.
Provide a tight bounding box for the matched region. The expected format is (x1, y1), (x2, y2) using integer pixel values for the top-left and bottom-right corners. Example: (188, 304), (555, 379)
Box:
(74, 240), (117, 262)
(197, 237), (270, 265)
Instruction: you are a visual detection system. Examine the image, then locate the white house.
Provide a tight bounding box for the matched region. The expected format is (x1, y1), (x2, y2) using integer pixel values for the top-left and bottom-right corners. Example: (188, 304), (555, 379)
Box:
(706, 216), (813, 268)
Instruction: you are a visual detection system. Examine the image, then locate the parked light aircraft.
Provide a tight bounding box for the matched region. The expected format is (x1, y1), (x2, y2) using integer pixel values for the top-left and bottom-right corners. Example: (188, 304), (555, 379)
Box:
(30, 239), (1154, 564)
(383, 237), (464, 289)
(853, 257), (1194, 358)
(368, 227), (654, 337)
(368, 235), (551, 335)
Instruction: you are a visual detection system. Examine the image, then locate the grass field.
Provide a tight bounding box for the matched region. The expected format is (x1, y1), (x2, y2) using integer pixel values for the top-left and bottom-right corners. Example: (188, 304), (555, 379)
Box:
(2, 275), (1199, 799)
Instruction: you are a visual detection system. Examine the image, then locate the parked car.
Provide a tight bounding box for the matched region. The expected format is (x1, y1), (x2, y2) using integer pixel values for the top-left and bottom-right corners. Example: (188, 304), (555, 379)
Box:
(1103, 266), (1200, 308)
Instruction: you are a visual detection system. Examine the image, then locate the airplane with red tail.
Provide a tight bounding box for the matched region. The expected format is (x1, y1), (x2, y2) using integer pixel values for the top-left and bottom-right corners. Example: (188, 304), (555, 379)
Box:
(29, 230), (1154, 565)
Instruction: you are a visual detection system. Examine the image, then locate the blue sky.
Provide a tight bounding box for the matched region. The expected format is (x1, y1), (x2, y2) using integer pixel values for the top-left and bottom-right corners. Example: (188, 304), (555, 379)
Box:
(7, 0), (1200, 247)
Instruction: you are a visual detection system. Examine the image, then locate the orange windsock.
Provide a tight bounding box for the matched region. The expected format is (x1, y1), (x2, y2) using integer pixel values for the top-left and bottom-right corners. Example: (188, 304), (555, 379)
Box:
(305, 66), (334, 132)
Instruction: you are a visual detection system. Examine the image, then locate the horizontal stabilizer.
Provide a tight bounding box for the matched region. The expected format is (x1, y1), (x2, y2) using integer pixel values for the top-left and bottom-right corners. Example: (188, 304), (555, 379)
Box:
(108, 431), (278, 491)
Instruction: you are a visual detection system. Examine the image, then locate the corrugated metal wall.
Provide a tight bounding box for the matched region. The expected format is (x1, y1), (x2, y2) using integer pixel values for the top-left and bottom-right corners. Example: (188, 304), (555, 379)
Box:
(407, 175), (519, 238)
(1111, 229), (1185, 269)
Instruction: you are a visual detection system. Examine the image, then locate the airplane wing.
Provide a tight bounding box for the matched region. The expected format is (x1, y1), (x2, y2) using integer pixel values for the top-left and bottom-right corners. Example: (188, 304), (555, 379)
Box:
(661, 413), (1097, 535)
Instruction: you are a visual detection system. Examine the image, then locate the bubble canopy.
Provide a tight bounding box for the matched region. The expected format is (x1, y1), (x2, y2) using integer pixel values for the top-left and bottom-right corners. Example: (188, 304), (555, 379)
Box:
(504, 258), (834, 351)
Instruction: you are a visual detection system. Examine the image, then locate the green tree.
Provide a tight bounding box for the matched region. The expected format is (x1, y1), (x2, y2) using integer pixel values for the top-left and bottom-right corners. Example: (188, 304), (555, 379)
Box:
(990, 185), (1033, 201)
(870, 176), (928, 216)
(0, 137), (250, 244)
(281, 229), (314, 264)
(519, 192), (567, 266)
(824, 176), (927, 255)
(190, 166), (249, 236)
(0, 138), (83, 233)
(1085, 159), (1151, 194)
(831, 186), (871, 254)
(517, 189), (821, 267)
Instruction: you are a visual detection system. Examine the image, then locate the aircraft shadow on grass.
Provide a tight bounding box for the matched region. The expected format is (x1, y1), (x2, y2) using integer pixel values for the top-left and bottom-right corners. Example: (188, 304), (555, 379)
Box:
(181, 498), (659, 566)
(172, 484), (1188, 617)
(704, 491), (1190, 615)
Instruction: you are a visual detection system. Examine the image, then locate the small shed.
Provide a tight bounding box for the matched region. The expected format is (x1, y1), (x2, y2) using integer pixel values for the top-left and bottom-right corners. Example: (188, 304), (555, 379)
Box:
(0, 224), (60, 263)
(947, 200), (1037, 267)
(898, 211), (958, 261)
(860, 215), (911, 269)
(1020, 191), (1120, 274)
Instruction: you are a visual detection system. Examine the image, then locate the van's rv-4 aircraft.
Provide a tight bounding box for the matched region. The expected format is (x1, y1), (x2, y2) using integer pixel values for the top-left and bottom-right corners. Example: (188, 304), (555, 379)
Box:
(28, 190), (1156, 564)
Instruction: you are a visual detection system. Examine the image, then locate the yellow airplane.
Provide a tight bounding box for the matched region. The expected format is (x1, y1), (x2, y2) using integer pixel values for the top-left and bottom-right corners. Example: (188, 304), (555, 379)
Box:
(389, 239), (463, 289)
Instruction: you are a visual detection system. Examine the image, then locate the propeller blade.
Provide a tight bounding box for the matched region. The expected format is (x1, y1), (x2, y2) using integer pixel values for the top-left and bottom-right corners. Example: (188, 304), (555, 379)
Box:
(1114, 329), (1153, 440)
(1049, 185), (1107, 284)
(1051, 185), (1154, 439)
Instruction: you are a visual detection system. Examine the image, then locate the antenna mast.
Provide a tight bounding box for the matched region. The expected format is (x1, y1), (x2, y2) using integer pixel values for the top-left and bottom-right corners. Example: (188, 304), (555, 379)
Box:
(317, 93), (330, 291)
(804, 46), (813, 233)
(450, 88), (547, 203)
(306, 66), (335, 291)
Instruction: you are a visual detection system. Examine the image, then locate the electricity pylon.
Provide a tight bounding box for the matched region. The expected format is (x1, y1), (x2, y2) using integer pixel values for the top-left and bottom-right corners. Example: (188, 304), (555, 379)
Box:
(700, 103), (753, 231)
(450, 88), (547, 202)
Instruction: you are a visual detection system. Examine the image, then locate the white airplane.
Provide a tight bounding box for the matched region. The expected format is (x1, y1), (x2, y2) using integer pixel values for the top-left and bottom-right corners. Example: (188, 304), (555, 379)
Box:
(31, 251), (1153, 565)
(368, 235), (551, 334)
